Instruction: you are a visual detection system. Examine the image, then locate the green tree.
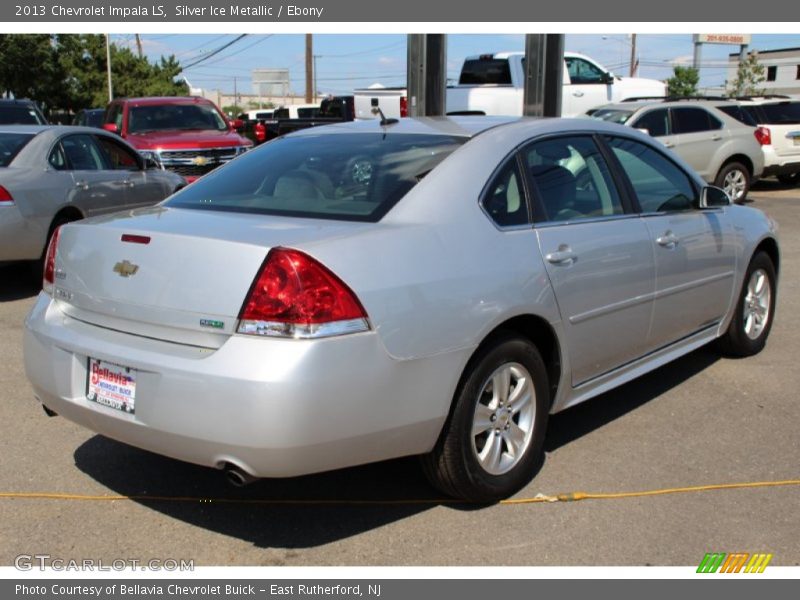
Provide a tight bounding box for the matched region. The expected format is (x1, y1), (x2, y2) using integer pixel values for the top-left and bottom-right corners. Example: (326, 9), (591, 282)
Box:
(0, 35), (59, 108)
(665, 66), (699, 97)
(727, 52), (766, 97)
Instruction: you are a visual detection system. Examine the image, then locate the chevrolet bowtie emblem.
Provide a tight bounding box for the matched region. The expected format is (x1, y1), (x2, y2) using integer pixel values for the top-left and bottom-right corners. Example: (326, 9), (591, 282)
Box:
(113, 260), (139, 277)
(192, 156), (209, 166)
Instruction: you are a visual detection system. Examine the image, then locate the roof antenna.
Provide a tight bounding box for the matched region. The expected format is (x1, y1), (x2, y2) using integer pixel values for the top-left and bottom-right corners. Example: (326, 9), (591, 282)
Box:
(371, 98), (398, 126)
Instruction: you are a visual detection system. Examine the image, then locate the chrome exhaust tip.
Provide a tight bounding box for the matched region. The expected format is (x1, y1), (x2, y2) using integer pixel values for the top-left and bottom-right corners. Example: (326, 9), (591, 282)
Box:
(224, 464), (257, 487)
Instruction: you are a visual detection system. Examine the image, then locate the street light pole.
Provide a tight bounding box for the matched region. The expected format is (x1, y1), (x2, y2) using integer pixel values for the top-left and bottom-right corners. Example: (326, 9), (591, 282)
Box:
(105, 34), (113, 102)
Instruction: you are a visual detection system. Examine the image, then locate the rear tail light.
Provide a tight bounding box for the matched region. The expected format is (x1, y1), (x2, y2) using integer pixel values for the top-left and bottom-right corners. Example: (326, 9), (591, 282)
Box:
(400, 96), (408, 118)
(755, 126), (772, 146)
(0, 185), (14, 206)
(43, 226), (62, 295)
(255, 122), (266, 143)
(238, 247), (369, 339)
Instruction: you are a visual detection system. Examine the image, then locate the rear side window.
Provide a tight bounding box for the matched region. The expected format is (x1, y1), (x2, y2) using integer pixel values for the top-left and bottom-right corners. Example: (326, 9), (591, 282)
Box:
(759, 102), (800, 124)
(607, 136), (697, 212)
(526, 136), (623, 222)
(0, 132), (34, 166)
(459, 59), (512, 85)
(482, 158), (528, 227)
(717, 105), (758, 127)
(672, 107), (722, 134)
(632, 109), (670, 137)
(166, 133), (466, 222)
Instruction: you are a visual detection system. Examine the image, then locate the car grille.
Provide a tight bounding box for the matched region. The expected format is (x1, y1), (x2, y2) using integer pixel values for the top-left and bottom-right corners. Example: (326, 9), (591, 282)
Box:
(157, 147), (241, 178)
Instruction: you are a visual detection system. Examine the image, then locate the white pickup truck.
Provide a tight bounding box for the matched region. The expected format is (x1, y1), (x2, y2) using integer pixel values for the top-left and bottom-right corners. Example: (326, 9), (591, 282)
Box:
(354, 51), (667, 119)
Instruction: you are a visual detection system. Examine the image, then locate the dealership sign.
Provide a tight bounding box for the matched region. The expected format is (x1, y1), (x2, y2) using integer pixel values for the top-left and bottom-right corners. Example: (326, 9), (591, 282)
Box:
(695, 34), (752, 45)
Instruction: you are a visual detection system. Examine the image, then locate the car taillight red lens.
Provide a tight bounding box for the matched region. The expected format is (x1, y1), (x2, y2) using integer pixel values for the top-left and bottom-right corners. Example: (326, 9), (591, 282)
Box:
(755, 126), (772, 146)
(400, 96), (408, 118)
(238, 248), (369, 338)
(43, 226), (62, 294)
(255, 122), (266, 143)
(0, 185), (14, 206)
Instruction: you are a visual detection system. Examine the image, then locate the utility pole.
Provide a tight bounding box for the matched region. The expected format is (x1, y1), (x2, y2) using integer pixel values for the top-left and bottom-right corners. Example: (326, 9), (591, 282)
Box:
(105, 34), (113, 102)
(313, 55), (319, 103)
(305, 34), (313, 103)
(629, 33), (637, 77)
(233, 76), (238, 113)
(135, 33), (143, 59)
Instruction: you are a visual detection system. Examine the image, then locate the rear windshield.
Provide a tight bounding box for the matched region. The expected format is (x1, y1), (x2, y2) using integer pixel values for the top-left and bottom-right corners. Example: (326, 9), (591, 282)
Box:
(459, 59), (512, 85)
(127, 103), (228, 133)
(0, 132), (35, 166)
(758, 102), (800, 125)
(0, 105), (45, 125)
(590, 109), (634, 124)
(165, 132), (466, 222)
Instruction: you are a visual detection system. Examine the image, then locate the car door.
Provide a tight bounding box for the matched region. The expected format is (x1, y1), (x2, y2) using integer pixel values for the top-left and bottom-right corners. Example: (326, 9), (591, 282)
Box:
(94, 134), (169, 208)
(526, 135), (655, 386)
(60, 133), (130, 216)
(628, 107), (681, 155)
(563, 56), (613, 117)
(669, 107), (725, 181)
(605, 135), (737, 349)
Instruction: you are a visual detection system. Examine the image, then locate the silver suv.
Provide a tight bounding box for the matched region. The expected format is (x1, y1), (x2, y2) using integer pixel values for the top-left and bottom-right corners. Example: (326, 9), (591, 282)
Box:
(589, 99), (765, 202)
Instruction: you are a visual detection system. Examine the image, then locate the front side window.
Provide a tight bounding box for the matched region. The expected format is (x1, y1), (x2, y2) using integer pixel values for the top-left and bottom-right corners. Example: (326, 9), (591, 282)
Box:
(607, 136), (697, 212)
(526, 136), (623, 223)
(482, 158), (528, 227)
(632, 109), (670, 137)
(166, 133), (466, 222)
(565, 57), (606, 84)
(95, 136), (140, 170)
(672, 107), (721, 134)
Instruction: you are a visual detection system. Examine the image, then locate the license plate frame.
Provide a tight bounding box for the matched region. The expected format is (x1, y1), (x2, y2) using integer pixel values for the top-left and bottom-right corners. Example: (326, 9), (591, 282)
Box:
(86, 358), (137, 414)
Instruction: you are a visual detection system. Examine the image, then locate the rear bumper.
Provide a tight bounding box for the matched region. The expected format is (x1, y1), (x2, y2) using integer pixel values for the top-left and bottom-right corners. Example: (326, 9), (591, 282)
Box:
(24, 293), (465, 477)
(761, 146), (800, 177)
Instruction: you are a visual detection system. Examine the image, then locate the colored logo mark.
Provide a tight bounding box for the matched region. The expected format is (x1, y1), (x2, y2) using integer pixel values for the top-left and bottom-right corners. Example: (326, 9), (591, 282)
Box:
(697, 552), (773, 573)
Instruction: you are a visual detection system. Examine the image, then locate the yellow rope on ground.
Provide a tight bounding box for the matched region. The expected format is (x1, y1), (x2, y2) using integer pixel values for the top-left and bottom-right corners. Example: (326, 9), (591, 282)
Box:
(0, 479), (797, 506)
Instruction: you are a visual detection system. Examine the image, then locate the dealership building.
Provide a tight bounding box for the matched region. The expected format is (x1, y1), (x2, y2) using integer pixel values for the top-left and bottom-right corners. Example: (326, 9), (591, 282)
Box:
(728, 47), (800, 96)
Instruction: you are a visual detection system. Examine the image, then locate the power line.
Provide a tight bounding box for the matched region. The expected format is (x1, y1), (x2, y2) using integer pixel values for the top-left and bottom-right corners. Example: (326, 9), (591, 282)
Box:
(189, 35), (274, 68)
(180, 34), (248, 70)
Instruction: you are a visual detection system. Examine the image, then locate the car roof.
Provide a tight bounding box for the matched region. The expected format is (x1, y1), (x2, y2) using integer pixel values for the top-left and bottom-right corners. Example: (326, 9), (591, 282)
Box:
(288, 115), (522, 139)
(0, 124), (118, 136)
(113, 96), (216, 106)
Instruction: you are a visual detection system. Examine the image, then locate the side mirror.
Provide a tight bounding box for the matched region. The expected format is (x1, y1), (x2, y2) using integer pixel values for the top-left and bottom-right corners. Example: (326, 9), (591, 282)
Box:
(636, 128), (651, 136)
(143, 156), (161, 170)
(230, 118), (245, 132)
(699, 185), (731, 208)
(102, 123), (119, 134)
(602, 72), (615, 85)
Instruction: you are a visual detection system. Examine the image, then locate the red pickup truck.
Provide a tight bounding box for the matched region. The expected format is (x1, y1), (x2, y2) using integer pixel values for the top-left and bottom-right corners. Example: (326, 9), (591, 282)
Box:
(102, 96), (253, 182)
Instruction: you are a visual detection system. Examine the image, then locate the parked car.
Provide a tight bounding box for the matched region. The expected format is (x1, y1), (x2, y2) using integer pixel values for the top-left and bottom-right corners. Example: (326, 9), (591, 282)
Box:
(0, 99), (48, 125)
(589, 98), (765, 202)
(0, 125), (185, 268)
(24, 117), (778, 501)
(72, 108), (105, 128)
(715, 96), (800, 186)
(260, 95), (356, 143)
(101, 96), (253, 182)
(355, 51), (667, 120)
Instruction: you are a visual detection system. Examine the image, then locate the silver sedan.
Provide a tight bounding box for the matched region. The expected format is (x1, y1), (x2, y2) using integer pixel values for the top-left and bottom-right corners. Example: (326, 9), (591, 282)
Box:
(0, 125), (185, 267)
(23, 117), (779, 501)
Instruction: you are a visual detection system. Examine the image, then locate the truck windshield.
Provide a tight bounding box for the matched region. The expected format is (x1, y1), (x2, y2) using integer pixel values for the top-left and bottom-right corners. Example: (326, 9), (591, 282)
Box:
(0, 132), (35, 166)
(128, 103), (228, 133)
(165, 132), (466, 222)
(459, 59), (512, 85)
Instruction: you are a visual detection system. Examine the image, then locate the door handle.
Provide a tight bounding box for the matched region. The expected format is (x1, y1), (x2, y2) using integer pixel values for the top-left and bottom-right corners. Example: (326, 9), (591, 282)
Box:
(545, 245), (577, 265)
(74, 181), (88, 190)
(711, 135), (722, 141)
(572, 91), (585, 97)
(656, 231), (679, 248)
(124, 180), (135, 188)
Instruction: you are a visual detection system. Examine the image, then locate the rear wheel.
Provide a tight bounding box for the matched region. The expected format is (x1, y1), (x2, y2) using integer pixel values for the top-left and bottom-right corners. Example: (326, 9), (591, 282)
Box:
(421, 334), (549, 502)
(718, 251), (776, 357)
(776, 173), (799, 186)
(715, 162), (750, 203)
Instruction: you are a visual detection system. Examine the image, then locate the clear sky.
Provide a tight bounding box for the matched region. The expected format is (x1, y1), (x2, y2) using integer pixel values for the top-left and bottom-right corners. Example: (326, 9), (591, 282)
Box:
(116, 33), (800, 97)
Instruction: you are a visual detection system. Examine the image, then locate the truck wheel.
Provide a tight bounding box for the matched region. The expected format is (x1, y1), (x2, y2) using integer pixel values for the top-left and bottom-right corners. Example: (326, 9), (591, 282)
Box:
(715, 162), (750, 203)
(421, 333), (549, 502)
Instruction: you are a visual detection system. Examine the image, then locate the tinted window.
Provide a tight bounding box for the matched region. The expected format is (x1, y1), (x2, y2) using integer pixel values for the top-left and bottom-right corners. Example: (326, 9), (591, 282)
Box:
(672, 107), (721, 134)
(759, 102), (800, 124)
(608, 137), (697, 212)
(526, 136), (623, 222)
(0, 105), (45, 125)
(127, 103), (227, 133)
(166, 133), (466, 222)
(632, 109), (670, 137)
(565, 57), (606, 84)
(717, 105), (758, 127)
(459, 59), (512, 85)
(482, 158), (527, 227)
(107, 103), (122, 128)
(61, 134), (106, 171)
(0, 132), (34, 166)
(95, 136), (140, 170)
(48, 143), (67, 171)
(273, 108), (290, 119)
(591, 108), (634, 124)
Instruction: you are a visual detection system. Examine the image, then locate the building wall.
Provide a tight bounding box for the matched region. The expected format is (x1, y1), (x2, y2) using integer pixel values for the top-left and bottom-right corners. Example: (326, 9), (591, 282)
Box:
(195, 89), (320, 112)
(727, 48), (800, 96)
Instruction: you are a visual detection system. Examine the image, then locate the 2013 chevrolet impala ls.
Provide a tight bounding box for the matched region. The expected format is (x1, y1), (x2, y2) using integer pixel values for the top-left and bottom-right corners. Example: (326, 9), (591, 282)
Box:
(23, 117), (779, 501)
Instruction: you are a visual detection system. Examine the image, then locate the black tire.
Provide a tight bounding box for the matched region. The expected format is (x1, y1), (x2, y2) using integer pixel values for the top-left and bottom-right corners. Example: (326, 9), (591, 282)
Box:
(714, 162), (751, 203)
(776, 173), (800, 186)
(421, 333), (550, 502)
(718, 251), (777, 357)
